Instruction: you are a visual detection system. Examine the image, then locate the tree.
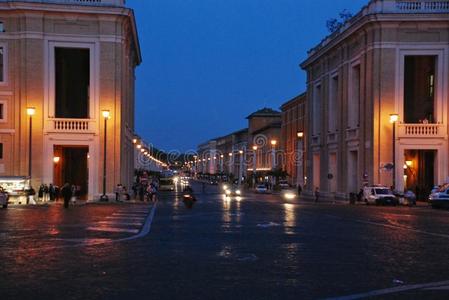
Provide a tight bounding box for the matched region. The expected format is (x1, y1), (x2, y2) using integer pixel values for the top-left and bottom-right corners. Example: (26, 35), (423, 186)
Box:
(326, 9), (353, 33)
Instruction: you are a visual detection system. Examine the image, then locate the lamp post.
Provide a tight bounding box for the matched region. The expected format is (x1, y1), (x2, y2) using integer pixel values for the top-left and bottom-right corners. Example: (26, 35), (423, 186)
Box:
(228, 152), (233, 176)
(252, 145), (257, 187)
(220, 154), (224, 174)
(297, 131), (305, 188)
(26, 107), (35, 183)
(390, 114), (399, 190)
(100, 110), (110, 202)
(238, 150), (244, 186)
(270, 140), (277, 169)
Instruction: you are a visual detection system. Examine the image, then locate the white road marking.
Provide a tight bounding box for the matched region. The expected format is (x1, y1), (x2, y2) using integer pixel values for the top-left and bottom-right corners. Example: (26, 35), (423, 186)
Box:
(325, 279), (449, 300)
(3, 203), (157, 253)
(105, 216), (145, 221)
(97, 221), (143, 226)
(86, 227), (139, 234)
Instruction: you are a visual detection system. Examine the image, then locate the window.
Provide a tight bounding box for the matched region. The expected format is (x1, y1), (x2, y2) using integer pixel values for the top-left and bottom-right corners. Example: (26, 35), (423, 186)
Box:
(404, 56), (436, 123)
(0, 101), (6, 122)
(55, 47), (90, 119)
(0, 47), (4, 82)
(348, 64), (360, 128)
(313, 84), (322, 135)
(0, 143), (3, 160)
(329, 75), (338, 132)
(0, 103), (3, 120)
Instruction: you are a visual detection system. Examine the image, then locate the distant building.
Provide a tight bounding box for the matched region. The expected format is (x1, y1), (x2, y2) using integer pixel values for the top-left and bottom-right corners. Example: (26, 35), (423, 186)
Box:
(247, 108), (282, 182)
(0, 0), (141, 199)
(280, 93), (307, 187)
(301, 0), (449, 200)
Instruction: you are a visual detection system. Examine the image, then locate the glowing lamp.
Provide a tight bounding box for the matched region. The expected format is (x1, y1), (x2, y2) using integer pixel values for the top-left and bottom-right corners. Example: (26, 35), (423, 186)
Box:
(389, 114), (399, 124)
(102, 110), (111, 119)
(53, 156), (60, 163)
(26, 107), (36, 116)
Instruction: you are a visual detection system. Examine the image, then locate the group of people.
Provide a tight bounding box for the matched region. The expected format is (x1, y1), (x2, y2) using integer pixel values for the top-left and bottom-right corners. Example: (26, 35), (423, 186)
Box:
(133, 179), (159, 202)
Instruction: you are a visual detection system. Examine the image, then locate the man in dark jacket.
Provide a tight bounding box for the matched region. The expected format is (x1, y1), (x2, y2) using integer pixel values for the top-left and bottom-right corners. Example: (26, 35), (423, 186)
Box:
(61, 183), (72, 208)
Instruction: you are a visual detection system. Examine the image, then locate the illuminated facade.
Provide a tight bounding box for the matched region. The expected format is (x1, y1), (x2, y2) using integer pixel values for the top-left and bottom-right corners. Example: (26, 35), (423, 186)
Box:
(0, 0), (141, 199)
(301, 0), (449, 200)
(280, 93), (307, 187)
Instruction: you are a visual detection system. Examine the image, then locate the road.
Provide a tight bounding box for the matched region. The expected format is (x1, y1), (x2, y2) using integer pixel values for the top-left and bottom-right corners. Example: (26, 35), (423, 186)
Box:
(1, 182), (449, 299)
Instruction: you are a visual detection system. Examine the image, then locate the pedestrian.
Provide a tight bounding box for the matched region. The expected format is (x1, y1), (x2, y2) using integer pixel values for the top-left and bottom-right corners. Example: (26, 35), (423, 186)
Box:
(27, 186), (36, 205)
(297, 185), (302, 197)
(61, 183), (72, 208)
(71, 185), (77, 205)
(49, 184), (56, 202)
(38, 184), (44, 202)
(43, 184), (49, 202)
(315, 187), (319, 203)
(139, 184), (144, 202)
(115, 184), (123, 202)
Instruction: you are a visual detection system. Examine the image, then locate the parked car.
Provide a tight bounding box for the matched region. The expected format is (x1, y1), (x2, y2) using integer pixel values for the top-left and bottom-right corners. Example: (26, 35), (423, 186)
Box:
(255, 184), (269, 194)
(429, 184), (449, 209)
(279, 180), (290, 189)
(0, 187), (9, 208)
(362, 186), (399, 206)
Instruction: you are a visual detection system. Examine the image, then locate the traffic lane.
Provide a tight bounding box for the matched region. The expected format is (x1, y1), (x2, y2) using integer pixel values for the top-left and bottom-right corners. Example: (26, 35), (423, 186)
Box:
(1, 191), (449, 300)
(295, 201), (449, 237)
(0, 203), (152, 253)
(143, 193), (449, 299)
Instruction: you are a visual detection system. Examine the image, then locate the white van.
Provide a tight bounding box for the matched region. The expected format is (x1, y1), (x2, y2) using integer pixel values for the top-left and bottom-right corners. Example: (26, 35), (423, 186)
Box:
(159, 178), (175, 191)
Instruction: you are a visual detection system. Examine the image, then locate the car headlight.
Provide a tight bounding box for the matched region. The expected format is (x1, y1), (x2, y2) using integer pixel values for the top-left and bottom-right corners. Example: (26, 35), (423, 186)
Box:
(236, 190), (241, 195)
(223, 185), (228, 190)
(284, 193), (296, 200)
(225, 190), (231, 195)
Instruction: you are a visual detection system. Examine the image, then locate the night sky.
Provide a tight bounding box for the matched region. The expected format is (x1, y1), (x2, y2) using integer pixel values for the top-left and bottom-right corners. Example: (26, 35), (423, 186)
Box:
(127, 0), (368, 152)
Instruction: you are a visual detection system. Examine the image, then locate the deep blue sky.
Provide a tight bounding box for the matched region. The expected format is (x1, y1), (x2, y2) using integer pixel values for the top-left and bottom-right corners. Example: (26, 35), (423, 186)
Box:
(128, 0), (368, 152)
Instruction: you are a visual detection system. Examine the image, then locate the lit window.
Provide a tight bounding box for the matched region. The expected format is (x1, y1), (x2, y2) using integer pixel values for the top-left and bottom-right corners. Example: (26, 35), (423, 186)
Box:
(0, 47), (3, 82)
(429, 74), (435, 98)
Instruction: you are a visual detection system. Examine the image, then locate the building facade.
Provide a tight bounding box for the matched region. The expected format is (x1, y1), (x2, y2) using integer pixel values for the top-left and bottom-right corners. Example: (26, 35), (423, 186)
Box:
(280, 93), (307, 187)
(247, 108), (282, 181)
(301, 0), (449, 200)
(0, 0), (141, 199)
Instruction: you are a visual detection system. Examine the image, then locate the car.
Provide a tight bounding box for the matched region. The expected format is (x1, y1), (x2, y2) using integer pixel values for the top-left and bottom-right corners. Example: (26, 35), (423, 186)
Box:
(0, 187), (9, 208)
(255, 184), (269, 194)
(362, 186), (399, 206)
(223, 186), (242, 197)
(159, 178), (175, 191)
(281, 188), (297, 200)
(429, 184), (449, 209)
(279, 180), (290, 189)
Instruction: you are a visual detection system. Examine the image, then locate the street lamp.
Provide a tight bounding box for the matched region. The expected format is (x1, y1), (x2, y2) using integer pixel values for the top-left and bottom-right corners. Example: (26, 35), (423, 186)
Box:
(252, 146), (257, 187)
(100, 110), (110, 202)
(270, 140), (277, 169)
(26, 107), (35, 183)
(297, 131), (305, 187)
(390, 114), (399, 190)
(238, 150), (244, 186)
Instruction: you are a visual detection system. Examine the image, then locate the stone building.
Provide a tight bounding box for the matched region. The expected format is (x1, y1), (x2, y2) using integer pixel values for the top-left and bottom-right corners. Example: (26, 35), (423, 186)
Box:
(301, 0), (449, 200)
(280, 93), (307, 187)
(247, 108), (282, 180)
(0, 0), (141, 199)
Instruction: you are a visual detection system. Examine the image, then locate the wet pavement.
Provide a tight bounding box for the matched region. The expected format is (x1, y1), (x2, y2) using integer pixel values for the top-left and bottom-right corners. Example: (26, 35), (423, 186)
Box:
(1, 183), (449, 299)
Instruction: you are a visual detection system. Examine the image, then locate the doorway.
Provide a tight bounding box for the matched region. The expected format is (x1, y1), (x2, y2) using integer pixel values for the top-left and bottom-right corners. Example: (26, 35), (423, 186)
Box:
(404, 150), (436, 200)
(53, 146), (89, 199)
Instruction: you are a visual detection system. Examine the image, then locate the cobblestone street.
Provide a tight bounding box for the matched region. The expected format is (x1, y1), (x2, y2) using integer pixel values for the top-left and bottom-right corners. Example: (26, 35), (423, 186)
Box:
(1, 183), (449, 299)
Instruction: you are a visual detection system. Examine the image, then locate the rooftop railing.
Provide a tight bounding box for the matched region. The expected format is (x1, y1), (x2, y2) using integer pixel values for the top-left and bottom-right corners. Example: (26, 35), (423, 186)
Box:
(0, 0), (125, 7)
(307, 0), (449, 56)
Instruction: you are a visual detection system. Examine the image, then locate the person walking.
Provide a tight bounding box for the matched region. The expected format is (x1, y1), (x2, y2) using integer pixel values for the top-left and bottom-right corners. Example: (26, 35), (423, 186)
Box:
(314, 187), (319, 203)
(297, 185), (302, 198)
(61, 183), (72, 209)
(38, 184), (44, 202)
(49, 184), (56, 202)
